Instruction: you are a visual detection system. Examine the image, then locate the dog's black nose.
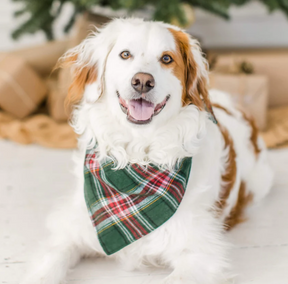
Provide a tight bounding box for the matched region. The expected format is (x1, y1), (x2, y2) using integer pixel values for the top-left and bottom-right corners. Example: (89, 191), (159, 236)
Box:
(131, 72), (155, 94)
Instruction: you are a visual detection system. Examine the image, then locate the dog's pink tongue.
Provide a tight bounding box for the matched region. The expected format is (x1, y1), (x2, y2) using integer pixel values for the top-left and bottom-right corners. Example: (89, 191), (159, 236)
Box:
(128, 99), (154, 121)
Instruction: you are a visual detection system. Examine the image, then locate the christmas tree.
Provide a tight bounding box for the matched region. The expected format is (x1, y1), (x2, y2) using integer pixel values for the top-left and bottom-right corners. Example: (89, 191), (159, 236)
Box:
(11, 0), (288, 40)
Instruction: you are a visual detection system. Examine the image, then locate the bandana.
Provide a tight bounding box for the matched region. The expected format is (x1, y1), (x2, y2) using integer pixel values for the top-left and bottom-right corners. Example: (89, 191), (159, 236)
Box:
(84, 148), (192, 255)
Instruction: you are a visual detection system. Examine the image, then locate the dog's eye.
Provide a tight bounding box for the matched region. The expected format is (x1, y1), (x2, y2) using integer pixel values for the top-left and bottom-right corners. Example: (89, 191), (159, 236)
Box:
(161, 55), (173, 64)
(120, 51), (131, 59)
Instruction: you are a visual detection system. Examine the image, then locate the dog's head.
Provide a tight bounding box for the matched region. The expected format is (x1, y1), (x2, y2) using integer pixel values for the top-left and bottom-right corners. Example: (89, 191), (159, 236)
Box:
(59, 18), (214, 129)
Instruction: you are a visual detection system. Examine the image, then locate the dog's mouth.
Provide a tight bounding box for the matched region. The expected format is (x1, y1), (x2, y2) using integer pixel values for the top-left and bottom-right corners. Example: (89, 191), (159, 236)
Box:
(117, 92), (170, 125)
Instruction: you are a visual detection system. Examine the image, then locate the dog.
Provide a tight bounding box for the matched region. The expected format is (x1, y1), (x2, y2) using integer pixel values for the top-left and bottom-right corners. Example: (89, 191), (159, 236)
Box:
(22, 18), (274, 284)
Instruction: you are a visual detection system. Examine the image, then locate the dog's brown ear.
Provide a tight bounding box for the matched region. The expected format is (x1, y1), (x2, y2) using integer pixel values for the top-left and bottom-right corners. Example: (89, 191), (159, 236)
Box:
(169, 28), (216, 122)
(55, 52), (98, 108)
(188, 68), (216, 122)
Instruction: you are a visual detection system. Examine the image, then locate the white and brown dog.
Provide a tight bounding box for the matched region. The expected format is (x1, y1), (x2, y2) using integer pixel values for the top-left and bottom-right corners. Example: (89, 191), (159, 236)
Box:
(22, 18), (274, 284)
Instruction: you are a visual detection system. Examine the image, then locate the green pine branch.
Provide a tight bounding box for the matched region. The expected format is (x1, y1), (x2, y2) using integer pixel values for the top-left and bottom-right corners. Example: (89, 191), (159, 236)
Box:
(11, 0), (288, 41)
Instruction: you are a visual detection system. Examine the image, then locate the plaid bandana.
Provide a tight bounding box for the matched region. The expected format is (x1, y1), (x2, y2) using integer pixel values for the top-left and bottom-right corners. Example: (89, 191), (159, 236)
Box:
(84, 147), (192, 255)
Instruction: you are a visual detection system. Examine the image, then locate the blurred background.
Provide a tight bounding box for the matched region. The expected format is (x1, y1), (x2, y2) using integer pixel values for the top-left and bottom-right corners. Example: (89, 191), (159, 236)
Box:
(0, 0), (288, 149)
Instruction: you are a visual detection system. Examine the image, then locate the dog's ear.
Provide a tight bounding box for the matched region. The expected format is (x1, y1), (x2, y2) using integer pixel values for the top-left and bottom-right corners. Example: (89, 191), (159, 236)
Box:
(56, 51), (98, 107)
(169, 28), (216, 122)
(56, 22), (116, 108)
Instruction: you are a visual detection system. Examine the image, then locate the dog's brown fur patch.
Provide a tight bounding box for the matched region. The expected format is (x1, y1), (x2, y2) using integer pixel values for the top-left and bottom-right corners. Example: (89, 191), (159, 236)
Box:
(168, 28), (216, 121)
(56, 53), (98, 108)
(67, 65), (97, 107)
(159, 50), (186, 101)
(212, 105), (256, 229)
(239, 110), (261, 157)
(212, 103), (233, 116)
(216, 124), (237, 211)
(213, 103), (261, 157)
(224, 181), (253, 230)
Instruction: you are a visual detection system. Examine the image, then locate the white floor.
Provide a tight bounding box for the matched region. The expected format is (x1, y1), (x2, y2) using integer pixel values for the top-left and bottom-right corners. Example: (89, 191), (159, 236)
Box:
(1, 140), (288, 284)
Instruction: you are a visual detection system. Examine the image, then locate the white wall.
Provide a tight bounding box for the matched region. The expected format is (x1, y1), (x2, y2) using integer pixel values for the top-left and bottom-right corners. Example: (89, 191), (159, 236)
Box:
(0, 0), (288, 51)
(189, 1), (288, 49)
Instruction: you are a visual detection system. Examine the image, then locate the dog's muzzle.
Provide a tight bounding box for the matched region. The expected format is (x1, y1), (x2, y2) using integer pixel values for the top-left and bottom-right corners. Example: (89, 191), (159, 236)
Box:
(117, 92), (170, 125)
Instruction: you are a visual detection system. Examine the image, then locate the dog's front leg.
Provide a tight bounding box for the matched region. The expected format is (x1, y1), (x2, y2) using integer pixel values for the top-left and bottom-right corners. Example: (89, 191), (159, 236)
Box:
(162, 212), (231, 284)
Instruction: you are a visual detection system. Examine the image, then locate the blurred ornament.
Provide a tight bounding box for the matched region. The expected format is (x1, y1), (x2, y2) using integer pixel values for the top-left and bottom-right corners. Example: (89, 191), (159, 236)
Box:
(239, 61), (254, 74)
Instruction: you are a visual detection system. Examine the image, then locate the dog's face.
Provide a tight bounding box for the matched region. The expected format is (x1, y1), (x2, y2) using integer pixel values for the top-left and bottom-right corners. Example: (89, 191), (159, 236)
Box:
(60, 19), (214, 129)
(104, 24), (183, 126)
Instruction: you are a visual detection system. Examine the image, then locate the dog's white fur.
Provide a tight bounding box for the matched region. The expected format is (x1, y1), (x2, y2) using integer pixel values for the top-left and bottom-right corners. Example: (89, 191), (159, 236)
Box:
(22, 18), (274, 284)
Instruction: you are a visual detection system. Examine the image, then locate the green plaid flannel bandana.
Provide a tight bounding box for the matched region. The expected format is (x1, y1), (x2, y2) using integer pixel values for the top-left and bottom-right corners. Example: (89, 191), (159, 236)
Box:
(84, 147), (192, 255)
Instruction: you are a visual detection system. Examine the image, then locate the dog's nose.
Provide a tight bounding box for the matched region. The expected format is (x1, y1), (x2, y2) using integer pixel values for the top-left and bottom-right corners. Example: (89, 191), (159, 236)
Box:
(131, 72), (155, 94)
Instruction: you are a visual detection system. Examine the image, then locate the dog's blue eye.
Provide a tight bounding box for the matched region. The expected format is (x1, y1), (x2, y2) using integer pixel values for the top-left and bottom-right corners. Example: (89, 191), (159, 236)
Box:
(161, 55), (173, 64)
(120, 51), (131, 59)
